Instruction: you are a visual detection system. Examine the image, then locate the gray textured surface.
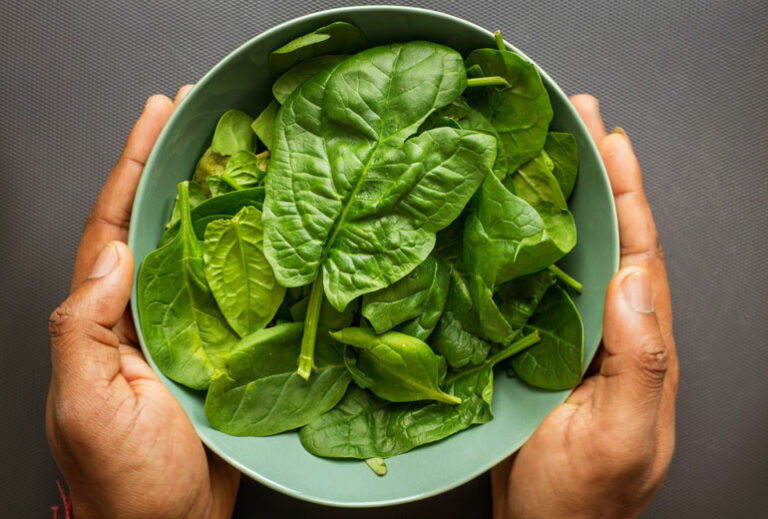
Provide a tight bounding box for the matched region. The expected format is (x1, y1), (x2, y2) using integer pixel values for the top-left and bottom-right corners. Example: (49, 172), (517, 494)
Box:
(1, 1), (767, 517)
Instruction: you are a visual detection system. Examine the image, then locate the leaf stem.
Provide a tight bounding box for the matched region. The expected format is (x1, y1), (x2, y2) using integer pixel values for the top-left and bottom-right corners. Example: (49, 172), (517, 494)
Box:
(444, 331), (540, 385)
(297, 272), (324, 380)
(219, 173), (244, 191)
(548, 265), (583, 294)
(466, 76), (510, 88)
(494, 30), (505, 51)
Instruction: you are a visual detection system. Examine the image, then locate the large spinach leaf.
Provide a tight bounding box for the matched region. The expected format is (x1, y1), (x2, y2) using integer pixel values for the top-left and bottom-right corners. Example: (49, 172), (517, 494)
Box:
(203, 206), (284, 338)
(251, 100), (279, 150)
(159, 187), (265, 246)
(464, 48), (552, 172)
(272, 55), (349, 104)
(263, 41), (496, 378)
(138, 182), (238, 390)
(463, 174), (576, 343)
(543, 131), (579, 199)
(269, 21), (369, 74)
(331, 327), (460, 405)
(166, 180), (207, 229)
(205, 322), (351, 436)
(512, 286), (584, 390)
(496, 269), (557, 330)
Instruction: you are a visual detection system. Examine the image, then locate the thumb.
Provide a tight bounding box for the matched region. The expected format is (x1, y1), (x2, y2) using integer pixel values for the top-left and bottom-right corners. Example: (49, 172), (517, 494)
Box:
(592, 267), (669, 428)
(49, 241), (135, 387)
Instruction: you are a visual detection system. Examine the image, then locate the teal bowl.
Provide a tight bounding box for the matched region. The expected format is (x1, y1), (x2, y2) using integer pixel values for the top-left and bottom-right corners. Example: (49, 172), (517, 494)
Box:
(128, 5), (618, 507)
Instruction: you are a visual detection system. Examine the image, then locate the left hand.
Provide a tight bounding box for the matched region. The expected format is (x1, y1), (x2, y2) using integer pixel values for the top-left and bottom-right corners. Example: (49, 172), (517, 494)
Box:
(46, 87), (241, 519)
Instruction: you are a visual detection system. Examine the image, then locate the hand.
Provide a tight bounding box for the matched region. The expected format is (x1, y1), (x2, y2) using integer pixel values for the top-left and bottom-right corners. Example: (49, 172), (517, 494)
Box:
(46, 88), (241, 519)
(492, 95), (679, 519)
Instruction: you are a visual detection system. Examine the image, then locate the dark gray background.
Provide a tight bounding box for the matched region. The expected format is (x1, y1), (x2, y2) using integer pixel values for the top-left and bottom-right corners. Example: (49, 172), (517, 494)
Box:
(2, 0), (767, 517)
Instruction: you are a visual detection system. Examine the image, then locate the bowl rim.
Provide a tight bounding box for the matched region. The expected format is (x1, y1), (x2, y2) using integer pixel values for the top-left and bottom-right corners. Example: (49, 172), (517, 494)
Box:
(129, 4), (619, 507)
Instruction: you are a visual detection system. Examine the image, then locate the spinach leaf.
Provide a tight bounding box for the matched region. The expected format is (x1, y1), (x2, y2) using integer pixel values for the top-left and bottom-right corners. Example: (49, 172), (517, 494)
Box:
(166, 180), (207, 229)
(511, 286), (584, 390)
(464, 48), (552, 171)
(194, 147), (228, 195)
(159, 187), (265, 246)
(361, 255), (448, 336)
(251, 100), (279, 150)
(219, 150), (269, 190)
(272, 55), (349, 104)
(138, 182), (238, 390)
(205, 322), (352, 436)
(496, 269), (557, 330)
(263, 41), (496, 378)
(269, 21), (369, 74)
(211, 109), (254, 156)
(299, 365), (492, 459)
(206, 175), (234, 198)
(397, 257), (450, 341)
(463, 174), (576, 343)
(458, 108), (509, 180)
(506, 150), (567, 209)
(543, 132), (579, 199)
(331, 327), (460, 405)
(203, 206), (285, 338)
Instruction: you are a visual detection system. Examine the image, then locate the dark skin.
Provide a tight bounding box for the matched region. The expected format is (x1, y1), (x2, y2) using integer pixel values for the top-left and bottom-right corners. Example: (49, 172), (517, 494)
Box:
(46, 89), (676, 518)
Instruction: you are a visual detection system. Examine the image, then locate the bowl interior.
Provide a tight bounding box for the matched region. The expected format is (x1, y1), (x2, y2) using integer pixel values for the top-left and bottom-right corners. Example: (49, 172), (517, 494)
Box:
(128, 6), (618, 507)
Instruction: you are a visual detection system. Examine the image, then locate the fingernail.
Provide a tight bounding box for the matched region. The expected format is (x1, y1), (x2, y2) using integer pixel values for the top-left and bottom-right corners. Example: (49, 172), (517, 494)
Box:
(612, 126), (627, 137)
(621, 270), (654, 313)
(89, 243), (119, 279)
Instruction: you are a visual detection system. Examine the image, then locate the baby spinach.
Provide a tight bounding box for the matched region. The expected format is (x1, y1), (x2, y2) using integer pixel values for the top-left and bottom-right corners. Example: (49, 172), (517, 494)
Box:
(203, 206), (284, 338)
(463, 174), (576, 343)
(511, 286), (584, 389)
(544, 132), (579, 199)
(464, 48), (552, 172)
(205, 322), (351, 436)
(138, 182), (238, 390)
(251, 100), (279, 150)
(272, 55), (349, 104)
(332, 327), (460, 405)
(159, 187), (265, 246)
(263, 41), (496, 378)
(269, 21), (369, 74)
(138, 26), (588, 464)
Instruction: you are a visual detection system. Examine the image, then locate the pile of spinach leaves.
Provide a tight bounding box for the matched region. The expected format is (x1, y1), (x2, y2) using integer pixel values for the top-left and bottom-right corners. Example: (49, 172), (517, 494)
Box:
(137, 22), (585, 473)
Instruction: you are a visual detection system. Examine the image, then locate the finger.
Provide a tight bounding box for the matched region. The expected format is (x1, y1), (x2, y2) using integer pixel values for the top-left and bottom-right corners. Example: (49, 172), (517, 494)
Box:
(491, 455), (514, 519)
(50, 242), (135, 389)
(174, 84), (194, 106)
(71, 95), (175, 290)
(599, 132), (677, 389)
(570, 94), (607, 143)
(591, 267), (668, 436)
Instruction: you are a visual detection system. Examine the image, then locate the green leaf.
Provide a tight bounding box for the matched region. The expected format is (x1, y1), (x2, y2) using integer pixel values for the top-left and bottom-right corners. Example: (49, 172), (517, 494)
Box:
(165, 180), (207, 229)
(263, 42), (495, 377)
(289, 294), (357, 330)
(496, 269), (557, 330)
(220, 150), (269, 190)
(362, 255), (447, 335)
(464, 48), (552, 171)
(331, 328), (460, 405)
(138, 182), (238, 390)
(194, 147), (228, 195)
(458, 108), (509, 180)
(463, 174), (576, 343)
(251, 100), (279, 150)
(544, 132), (579, 199)
(269, 21), (369, 74)
(205, 322), (352, 436)
(299, 368), (493, 459)
(397, 257), (450, 341)
(506, 150), (567, 209)
(272, 55), (349, 104)
(512, 286), (584, 390)
(211, 109), (254, 156)
(206, 175), (234, 198)
(203, 206), (285, 338)
(159, 187), (265, 246)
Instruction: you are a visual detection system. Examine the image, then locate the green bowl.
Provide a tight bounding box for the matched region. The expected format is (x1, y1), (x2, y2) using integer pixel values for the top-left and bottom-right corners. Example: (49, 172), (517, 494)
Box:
(128, 5), (618, 507)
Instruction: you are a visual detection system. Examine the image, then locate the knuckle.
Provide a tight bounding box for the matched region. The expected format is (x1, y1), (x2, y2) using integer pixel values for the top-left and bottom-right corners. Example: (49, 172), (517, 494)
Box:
(48, 302), (78, 339)
(635, 337), (669, 386)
